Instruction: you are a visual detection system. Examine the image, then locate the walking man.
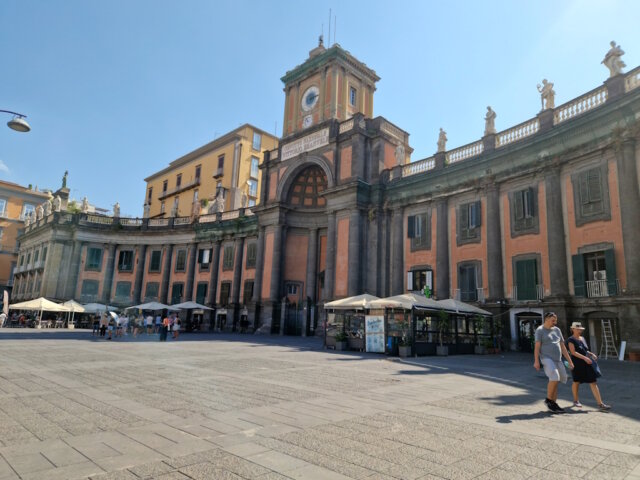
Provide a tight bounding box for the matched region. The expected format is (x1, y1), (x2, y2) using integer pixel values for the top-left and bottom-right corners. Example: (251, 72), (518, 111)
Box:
(534, 312), (574, 413)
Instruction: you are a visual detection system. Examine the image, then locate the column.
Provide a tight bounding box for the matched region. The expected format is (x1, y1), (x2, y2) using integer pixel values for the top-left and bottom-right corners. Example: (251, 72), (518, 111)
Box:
(184, 243), (198, 301)
(347, 209), (362, 296)
(324, 212), (337, 300)
(159, 244), (174, 304)
(391, 207), (404, 295)
(304, 228), (318, 337)
(544, 168), (569, 296)
(208, 241), (221, 305)
(231, 237), (245, 306)
(485, 184), (504, 300)
(63, 240), (84, 299)
(436, 199), (450, 299)
(132, 244), (147, 304)
(269, 226), (284, 301)
(102, 244), (117, 303)
(616, 139), (640, 293)
(252, 228), (265, 304)
(366, 209), (379, 296)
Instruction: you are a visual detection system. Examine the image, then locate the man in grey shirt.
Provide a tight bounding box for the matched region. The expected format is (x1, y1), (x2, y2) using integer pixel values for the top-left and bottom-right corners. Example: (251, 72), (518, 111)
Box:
(534, 312), (574, 413)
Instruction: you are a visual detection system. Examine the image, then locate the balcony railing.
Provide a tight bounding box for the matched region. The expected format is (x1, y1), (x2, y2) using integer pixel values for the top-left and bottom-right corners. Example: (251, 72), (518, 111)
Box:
(510, 284), (544, 301)
(158, 177), (201, 200)
(454, 288), (485, 303)
(586, 279), (619, 298)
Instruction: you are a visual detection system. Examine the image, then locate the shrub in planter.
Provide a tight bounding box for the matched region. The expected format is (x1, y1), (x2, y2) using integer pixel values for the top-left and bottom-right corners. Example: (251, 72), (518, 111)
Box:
(436, 310), (449, 356)
(334, 331), (348, 351)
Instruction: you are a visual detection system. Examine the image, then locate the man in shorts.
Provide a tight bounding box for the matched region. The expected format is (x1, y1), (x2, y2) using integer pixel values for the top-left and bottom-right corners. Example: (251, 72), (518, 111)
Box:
(534, 312), (574, 413)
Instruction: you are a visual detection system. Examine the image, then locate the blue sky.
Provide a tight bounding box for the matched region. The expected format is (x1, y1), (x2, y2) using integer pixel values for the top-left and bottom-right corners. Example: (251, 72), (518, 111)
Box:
(1, 0), (638, 216)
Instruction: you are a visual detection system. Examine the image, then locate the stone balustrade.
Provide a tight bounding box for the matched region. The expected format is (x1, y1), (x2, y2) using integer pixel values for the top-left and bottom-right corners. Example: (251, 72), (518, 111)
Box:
(446, 140), (484, 165)
(496, 118), (540, 148)
(553, 85), (607, 125)
(402, 157), (435, 177)
(221, 210), (240, 221)
(173, 216), (192, 225)
(148, 218), (169, 227)
(339, 119), (354, 134)
(625, 66), (640, 92)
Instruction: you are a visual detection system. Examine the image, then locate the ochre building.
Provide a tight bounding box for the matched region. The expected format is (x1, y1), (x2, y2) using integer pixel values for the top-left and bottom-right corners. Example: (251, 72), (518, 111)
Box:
(14, 42), (640, 353)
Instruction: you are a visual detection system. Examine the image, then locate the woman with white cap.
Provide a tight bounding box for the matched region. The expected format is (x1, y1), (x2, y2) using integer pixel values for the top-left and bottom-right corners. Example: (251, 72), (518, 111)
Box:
(567, 322), (611, 410)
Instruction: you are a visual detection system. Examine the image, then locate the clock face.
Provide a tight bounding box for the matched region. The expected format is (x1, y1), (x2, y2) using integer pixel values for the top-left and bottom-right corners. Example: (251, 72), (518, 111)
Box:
(303, 115), (313, 128)
(301, 86), (319, 112)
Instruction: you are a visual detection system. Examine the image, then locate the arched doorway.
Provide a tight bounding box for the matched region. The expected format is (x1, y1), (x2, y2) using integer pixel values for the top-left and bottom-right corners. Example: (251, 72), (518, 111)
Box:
(509, 308), (543, 352)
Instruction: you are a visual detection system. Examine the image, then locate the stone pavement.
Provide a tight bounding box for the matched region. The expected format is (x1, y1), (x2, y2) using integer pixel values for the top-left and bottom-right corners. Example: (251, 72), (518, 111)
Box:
(0, 330), (638, 480)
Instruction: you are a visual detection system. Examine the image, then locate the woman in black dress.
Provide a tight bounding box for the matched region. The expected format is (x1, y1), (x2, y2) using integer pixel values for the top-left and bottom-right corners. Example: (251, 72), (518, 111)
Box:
(567, 322), (610, 410)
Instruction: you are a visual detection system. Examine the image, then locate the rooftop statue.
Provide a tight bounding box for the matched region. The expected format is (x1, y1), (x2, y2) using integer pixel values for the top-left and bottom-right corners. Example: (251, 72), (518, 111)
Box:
(62, 170), (68, 188)
(484, 106), (497, 135)
(537, 79), (555, 110)
(53, 196), (61, 212)
(602, 41), (626, 77)
(437, 128), (447, 153)
(81, 197), (89, 213)
(143, 203), (150, 218)
(113, 202), (120, 217)
(44, 199), (52, 216)
(36, 205), (44, 220)
(395, 143), (405, 165)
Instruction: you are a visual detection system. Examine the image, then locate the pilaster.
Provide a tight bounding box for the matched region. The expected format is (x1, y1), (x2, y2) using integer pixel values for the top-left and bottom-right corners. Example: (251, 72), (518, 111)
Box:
(544, 166), (569, 296)
(485, 183), (504, 300)
(435, 199), (450, 299)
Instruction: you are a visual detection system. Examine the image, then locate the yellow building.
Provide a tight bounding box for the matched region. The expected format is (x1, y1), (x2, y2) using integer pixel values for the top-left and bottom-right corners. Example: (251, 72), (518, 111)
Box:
(144, 124), (278, 218)
(0, 180), (51, 294)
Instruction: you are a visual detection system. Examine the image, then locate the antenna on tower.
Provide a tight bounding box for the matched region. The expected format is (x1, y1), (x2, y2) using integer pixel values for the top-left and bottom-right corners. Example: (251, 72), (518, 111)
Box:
(328, 9), (331, 46)
(334, 14), (336, 44)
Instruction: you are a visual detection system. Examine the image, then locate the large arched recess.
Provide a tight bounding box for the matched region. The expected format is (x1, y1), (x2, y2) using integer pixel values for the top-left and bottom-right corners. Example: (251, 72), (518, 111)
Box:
(275, 155), (335, 205)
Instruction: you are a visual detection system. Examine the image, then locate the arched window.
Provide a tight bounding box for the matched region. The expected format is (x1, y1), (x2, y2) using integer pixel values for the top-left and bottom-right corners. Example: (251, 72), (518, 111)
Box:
(287, 166), (327, 208)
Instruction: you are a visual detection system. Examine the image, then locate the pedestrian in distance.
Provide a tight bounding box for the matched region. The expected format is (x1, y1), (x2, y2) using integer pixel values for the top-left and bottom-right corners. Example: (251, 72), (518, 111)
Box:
(172, 318), (180, 340)
(160, 315), (170, 341)
(533, 312), (574, 413)
(155, 314), (162, 334)
(566, 322), (611, 411)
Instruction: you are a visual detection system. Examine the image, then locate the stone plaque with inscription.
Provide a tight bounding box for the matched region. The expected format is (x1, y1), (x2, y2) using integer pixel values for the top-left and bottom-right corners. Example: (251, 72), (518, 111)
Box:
(281, 128), (329, 161)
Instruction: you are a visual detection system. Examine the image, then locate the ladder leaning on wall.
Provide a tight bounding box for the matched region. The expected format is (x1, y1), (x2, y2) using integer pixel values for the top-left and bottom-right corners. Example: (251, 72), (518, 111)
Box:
(599, 319), (618, 360)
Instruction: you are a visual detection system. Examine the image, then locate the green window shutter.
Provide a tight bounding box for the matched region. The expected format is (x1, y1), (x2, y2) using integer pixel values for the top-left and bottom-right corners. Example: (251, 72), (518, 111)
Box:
(407, 215), (415, 238)
(579, 172), (590, 205)
(572, 254), (586, 297)
(514, 191), (524, 220)
(474, 201), (481, 227)
(459, 205), (469, 237)
(516, 259), (537, 300)
(588, 169), (602, 202)
(604, 248), (617, 294)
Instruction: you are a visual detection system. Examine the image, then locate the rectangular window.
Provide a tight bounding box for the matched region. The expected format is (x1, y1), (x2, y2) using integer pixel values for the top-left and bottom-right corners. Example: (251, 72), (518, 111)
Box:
(176, 174), (182, 188)
(580, 168), (604, 216)
(573, 249), (617, 297)
(175, 249), (187, 272)
(407, 213), (430, 250)
(26, 253), (31, 264)
(286, 283), (298, 295)
(243, 280), (254, 305)
(149, 250), (162, 272)
(252, 132), (262, 150)
(86, 247), (103, 270)
(198, 248), (211, 270)
(458, 264), (478, 302)
(160, 201), (165, 213)
(147, 187), (153, 204)
(118, 250), (134, 271)
(171, 283), (184, 304)
(34, 250), (39, 263)
(145, 282), (159, 301)
(173, 197), (179, 214)
(19, 255), (24, 266)
(515, 259), (538, 300)
(245, 242), (257, 268)
(248, 198), (256, 207)
(219, 281), (231, 306)
(81, 280), (99, 297)
(215, 154), (225, 177)
(250, 156), (259, 178)
(407, 269), (433, 292)
(115, 281), (131, 299)
(247, 179), (258, 198)
(193, 189), (199, 203)
(0, 199), (6, 216)
(196, 282), (208, 305)
(21, 203), (35, 220)
(511, 187), (538, 234)
(162, 180), (168, 192)
(195, 165), (201, 180)
(349, 87), (357, 106)
(42, 246), (47, 263)
(458, 201), (481, 243)
(223, 245), (234, 270)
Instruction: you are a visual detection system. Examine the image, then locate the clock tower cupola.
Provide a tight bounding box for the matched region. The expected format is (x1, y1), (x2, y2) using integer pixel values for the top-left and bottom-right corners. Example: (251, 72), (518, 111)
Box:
(281, 38), (380, 136)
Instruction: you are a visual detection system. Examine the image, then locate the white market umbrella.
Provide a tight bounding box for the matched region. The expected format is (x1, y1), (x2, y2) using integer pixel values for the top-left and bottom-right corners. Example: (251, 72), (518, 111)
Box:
(125, 301), (180, 312)
(171, 301), (213, 310)
(9, 297), (71, 327)
(63, 299), (86, 326)
(82, 303), (118, 314)
(324, 293), (380, 310)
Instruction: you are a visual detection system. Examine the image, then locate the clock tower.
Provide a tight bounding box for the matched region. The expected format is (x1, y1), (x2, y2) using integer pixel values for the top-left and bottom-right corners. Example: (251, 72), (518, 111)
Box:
(281, 38), (380, 136)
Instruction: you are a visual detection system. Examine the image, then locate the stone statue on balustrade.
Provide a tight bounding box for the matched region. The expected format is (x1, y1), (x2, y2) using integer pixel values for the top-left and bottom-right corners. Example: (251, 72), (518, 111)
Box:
(81, 197), (89, 213)
(537, 79), (555, 110)
(44, 199), (52, 216)
(24, 215), (30, 227)
(484, 106), (497, 135)
(30, 211), (37, 224)
(241, 190), (248, 208)
(211, 190), (225, 213)
(62, 170), (68, 188)
(395, 143), (405, 165)
(36, 205), (44, 220)
(437, 128), (447, 153)
(53, 195), (61, 212)
(143, 203), (150, 218)
(602, 41), (626, 77)
(113, 202), (120, 217)
(170, 203), (178, 217)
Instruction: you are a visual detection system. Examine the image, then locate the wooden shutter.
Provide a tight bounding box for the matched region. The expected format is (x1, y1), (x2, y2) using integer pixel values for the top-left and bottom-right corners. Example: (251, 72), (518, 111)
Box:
(572, 254), (586, 297)
(407, 272), (413, 291)
(407, 215), (416, 238)
(588, 169), (602, 202)
(604, 248), (617, 294)
(459, 205), (469, 238)
(514, 191), (524, 220)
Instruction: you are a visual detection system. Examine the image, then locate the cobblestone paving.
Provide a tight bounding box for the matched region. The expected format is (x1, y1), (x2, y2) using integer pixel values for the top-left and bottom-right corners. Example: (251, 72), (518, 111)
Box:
(0, 330), (639, 479)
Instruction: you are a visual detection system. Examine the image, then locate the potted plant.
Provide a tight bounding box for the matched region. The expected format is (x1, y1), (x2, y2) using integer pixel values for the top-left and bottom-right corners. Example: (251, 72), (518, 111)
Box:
(474, 315), (486, 354)
(334, 331), (348, 351)
(398, 315), (412, 357)
(436, 309), (449, 356)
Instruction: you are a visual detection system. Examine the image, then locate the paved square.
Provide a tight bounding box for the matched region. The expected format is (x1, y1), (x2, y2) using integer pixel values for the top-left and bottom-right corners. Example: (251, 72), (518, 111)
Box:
(0, 330), (639, 479)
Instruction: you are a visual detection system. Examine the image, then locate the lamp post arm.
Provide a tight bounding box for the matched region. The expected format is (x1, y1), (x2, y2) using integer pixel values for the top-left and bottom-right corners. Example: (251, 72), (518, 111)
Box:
(0, 110), (27, 118)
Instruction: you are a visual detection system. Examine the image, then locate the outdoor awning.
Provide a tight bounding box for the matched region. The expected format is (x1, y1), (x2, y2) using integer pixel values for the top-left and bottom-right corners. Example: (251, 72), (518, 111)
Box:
(324, 293), (380, 310)
(171, 301), (213, 310)
(63, 300), (86, 313)
(82, 303), (119, 313)
(435, 298), (492, 316)
(124, 302), (180, 312)
(9, 297), (71, 312)
(368, 292), (453, 312)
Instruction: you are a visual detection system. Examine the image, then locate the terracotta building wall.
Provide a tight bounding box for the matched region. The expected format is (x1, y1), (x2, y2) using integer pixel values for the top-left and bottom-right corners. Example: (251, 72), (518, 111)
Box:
(334, 217), (350, 296)
(283, 233), (309, 297)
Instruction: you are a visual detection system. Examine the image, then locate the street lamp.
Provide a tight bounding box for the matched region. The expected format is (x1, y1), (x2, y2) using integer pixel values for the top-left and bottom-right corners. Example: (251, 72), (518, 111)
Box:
(0, 110), (31, 133)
